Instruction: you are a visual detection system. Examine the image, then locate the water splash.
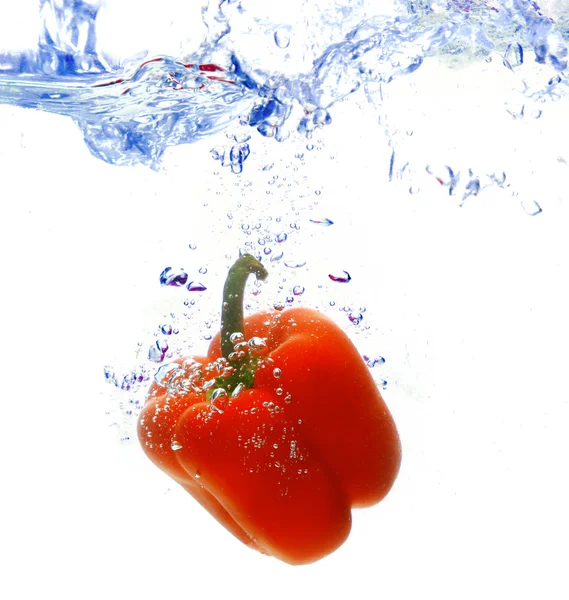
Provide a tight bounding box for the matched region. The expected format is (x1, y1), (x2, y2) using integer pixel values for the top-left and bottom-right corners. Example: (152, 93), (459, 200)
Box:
(1, 1), (568, 169)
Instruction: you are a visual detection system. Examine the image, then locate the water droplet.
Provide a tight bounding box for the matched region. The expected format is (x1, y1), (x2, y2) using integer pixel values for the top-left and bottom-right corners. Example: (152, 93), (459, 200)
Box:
(273, 368), (282, 379)
(160, 267), (188, 287)
(171, 440), (183, 451)
(329, 271), (351, 283)
(187, 282), (207, 292)
(292, 285), (305, 296)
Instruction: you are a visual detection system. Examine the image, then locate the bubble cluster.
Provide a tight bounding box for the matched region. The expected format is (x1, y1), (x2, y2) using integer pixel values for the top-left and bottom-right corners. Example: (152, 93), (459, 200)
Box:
(150, 331), (285, 417)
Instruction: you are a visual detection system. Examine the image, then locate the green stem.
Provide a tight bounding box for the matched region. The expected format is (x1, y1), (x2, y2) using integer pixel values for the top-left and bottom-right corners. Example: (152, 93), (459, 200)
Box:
(218, 254), (268, 391)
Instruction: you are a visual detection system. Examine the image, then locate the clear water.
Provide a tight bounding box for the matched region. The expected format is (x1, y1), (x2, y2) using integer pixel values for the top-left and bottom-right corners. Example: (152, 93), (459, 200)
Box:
(1, 0), (567, 169)
(4, 0), (568, 437)
(4, 2), (569, 594)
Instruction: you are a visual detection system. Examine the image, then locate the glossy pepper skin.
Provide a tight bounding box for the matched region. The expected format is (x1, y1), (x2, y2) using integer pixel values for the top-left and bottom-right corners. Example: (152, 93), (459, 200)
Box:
(138, 255), (401, 565)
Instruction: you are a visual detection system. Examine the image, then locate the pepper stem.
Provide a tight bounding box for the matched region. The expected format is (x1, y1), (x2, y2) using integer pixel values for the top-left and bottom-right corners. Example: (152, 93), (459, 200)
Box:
(218, 254), (268, 391)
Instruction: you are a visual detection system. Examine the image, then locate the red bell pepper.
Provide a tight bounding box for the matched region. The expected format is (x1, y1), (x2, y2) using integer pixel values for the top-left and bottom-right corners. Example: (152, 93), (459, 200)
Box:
(138, 254), (401, 564)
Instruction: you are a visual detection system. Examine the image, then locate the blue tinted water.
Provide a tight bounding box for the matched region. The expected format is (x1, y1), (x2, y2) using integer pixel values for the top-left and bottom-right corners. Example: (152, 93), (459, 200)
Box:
(1, 0), (567, 169)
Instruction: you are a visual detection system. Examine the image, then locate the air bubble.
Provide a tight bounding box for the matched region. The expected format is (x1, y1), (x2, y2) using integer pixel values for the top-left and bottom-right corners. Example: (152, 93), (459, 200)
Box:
(329, 271), (351, 283)
(161, 324), (173, 335)
(230, 332), (245, 344)
(187, 282), (207, 292)
(364, 355), (386, 368)
(227, 383), (243, 399)
(274, 29), (290, 49)
(276, 232), (288, 243)
(309, 217), (334, 226)
(521, 199), (542, 216)
(290, 440), (297, 458)
(248, 337), (267, 351)
(211, 388), (228, 401)
(284, 261), (306, 269)
(171, 440), (183, 451)
(292, 285), (304, 296)
(148, 341), (168, 363)
(503, 42), (523, 70)
(202, 378), (216, 390)
(154, 363), (179, 386)
(273, 368), (282, 379)
(160, 267), (188, 287)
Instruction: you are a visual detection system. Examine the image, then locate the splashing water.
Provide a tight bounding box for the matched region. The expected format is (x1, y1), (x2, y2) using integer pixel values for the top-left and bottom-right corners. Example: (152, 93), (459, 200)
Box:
(6, 0), (568, 441)
(1, 0), (568, 170)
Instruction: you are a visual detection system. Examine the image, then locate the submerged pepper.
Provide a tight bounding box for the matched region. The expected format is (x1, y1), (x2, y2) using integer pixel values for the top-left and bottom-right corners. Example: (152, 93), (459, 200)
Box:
(138, 254), (401, 565)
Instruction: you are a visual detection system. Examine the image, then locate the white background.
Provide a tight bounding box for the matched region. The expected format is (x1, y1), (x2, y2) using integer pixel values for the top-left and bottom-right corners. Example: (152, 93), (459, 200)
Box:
(1, 1), (568, 599)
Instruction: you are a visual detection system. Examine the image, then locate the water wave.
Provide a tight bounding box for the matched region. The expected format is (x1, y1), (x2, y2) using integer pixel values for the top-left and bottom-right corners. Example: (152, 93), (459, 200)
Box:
(1, 0), (568, 168)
